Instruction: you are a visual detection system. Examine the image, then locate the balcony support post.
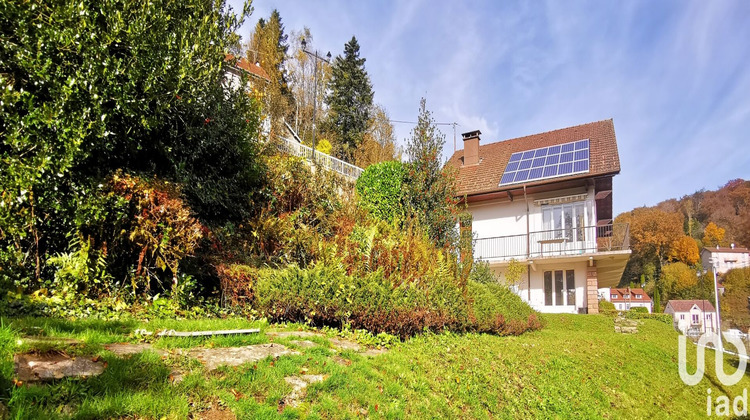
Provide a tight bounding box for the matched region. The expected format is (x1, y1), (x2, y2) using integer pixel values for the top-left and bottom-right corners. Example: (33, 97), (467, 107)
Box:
(586, 261), (599, 314)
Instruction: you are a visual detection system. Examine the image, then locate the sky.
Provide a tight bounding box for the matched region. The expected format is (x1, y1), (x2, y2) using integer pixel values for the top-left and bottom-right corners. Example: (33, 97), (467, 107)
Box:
(227, 0), (750, 215)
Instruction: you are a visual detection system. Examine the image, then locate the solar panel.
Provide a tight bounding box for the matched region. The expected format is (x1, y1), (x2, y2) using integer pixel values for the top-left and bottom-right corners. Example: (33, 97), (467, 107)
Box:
(498, 138), (590, 186)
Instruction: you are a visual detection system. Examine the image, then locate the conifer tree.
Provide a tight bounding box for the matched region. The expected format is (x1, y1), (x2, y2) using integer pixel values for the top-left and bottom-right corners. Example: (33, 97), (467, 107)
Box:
(404, 98), (459, 249)
(325, 36), (373, 161)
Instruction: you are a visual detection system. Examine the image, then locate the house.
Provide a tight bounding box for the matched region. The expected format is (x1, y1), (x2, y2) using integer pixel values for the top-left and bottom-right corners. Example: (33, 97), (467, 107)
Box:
(607, 288), (652, 312)
(701, 244), (750, 275)
(446, 120), (631, 314)
(224, 53), (270, 89)
(664, 300), (717, 334)
(223, 53), (271, 137)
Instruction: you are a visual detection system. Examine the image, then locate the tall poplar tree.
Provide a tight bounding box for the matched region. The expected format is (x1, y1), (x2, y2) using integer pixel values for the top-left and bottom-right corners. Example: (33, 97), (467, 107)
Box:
(325, 36), (373, 161)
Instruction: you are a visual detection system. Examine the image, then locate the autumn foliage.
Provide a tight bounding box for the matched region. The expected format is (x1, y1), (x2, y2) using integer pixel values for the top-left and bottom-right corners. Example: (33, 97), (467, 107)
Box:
(668, 235), (700, 265)
(702, 222), (727, 248)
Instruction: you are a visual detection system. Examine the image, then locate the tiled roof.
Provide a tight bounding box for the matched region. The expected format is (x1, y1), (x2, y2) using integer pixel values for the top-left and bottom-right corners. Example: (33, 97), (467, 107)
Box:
(666, 300), (716, 313)
(702, 246), (750, 254)
(225, 54), (270, 81)
(610, 288), (651, 302)
(446, 120), (621, 197)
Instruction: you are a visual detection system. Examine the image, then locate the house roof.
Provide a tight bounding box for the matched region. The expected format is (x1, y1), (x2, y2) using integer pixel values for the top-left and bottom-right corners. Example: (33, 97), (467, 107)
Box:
(446, 120), (621, 197)
(666, 300), (716, 313)
(225, 54), (270, 81)
(701, 246), (750, 255)
(610, 288), (651, 302)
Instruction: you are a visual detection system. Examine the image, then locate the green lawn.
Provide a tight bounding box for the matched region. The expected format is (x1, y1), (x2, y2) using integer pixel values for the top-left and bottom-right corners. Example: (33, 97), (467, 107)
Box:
(0, 314), (746, 419)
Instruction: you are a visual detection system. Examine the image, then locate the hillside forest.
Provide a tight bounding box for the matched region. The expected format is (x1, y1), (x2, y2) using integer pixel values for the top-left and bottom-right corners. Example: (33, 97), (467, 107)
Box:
(616, 179), (750, 327)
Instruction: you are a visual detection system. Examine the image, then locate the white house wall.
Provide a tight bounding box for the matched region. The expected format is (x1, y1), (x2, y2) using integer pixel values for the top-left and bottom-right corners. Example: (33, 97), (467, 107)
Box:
(701, 250), (750, 274)
(493, 260), (590, 314)
(469, 187), (596, 241)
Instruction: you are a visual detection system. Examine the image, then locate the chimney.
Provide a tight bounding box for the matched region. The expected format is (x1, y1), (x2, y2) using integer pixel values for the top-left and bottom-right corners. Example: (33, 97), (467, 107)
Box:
(462, 130), (481, 166)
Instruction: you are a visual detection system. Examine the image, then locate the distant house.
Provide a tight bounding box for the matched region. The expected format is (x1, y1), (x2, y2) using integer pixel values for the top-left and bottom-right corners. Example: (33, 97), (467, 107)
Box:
(701, 244), (750, 275)
(607, 288), (652, 312)
(223, 53), (271, 136)
(224, 53), (270, 88)
(664, 300), (716, 334)
(445, 120), (631, 314)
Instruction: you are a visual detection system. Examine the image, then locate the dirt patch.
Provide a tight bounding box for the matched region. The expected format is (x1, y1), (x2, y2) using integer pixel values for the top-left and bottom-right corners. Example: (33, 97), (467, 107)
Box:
(189, 344), (300, 371)
(197, 407), (236, 420)
(279, 374), (326, 409)
(14, 352), (105, 382)
(104, 343), (168, 357)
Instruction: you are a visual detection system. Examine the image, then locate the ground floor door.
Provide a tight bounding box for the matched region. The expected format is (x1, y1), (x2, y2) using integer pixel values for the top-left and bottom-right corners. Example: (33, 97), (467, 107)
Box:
(543, 269), (576, 308)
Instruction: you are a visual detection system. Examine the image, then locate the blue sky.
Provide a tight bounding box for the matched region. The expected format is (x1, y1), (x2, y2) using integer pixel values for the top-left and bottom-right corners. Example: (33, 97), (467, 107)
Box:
(228, 0), (750, 215)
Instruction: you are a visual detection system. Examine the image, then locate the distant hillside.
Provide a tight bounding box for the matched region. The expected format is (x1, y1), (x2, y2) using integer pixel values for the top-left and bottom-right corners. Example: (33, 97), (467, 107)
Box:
(615, 179), (749, 302)
(622, 178), (750, 248)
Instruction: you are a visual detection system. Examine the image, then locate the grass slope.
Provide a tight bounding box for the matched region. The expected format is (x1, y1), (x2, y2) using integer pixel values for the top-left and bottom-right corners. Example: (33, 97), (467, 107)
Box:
(0, 314), (747, 419)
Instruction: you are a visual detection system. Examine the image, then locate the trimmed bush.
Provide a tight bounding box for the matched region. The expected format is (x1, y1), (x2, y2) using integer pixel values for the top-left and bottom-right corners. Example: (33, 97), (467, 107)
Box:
(355, 161), (406, 224)
(630, 306), (649, 314)
(599, 300), (616, 311)
(468, 281), (543, 335)
(625, 311), (673, 325)
(253, 263), (542, 339)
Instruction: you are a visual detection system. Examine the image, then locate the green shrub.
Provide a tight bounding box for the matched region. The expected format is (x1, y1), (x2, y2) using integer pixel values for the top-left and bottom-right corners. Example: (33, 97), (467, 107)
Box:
(253, 263), (541, 339)
(355, 161), (406, 224)
(625, 311), (673, 325)
(468, 281), (543, 335)
(0, 323), (17, 398)
(630, 306), (649, 313)
(599, 300), (616, 311)
(469, 261), (498, 284)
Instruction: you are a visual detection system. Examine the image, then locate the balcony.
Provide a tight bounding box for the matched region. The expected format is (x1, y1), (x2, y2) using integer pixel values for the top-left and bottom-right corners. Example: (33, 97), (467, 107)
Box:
(473, 223), (630, 262)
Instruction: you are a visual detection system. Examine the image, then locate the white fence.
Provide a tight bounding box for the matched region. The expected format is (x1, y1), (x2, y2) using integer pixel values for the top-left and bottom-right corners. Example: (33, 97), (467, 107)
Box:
(277, 136), (364, 181)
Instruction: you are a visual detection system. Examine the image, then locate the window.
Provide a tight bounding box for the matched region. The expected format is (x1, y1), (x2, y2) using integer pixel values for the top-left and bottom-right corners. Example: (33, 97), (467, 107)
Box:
(635, 294), (642, 299)
(611, 294), (618, 299)
(692, 314), (700, 324)
(623, 294), (630, 299)
(542, 203), (589, 242)
(544, 270), (576, 306)
(680, 314), (685, 320)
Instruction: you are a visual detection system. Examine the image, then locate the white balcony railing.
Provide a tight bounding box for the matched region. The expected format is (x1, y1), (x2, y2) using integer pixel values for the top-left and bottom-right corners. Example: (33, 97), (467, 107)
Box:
(474, 223), (630, 262)
(277, 136), (364, 181)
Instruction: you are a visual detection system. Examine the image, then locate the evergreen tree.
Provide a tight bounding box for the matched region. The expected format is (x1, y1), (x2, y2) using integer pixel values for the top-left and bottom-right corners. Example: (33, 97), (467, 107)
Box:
(404, 98), (459, 249)
(248, 9), (292, 132)
(325, 36), (373, 161)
